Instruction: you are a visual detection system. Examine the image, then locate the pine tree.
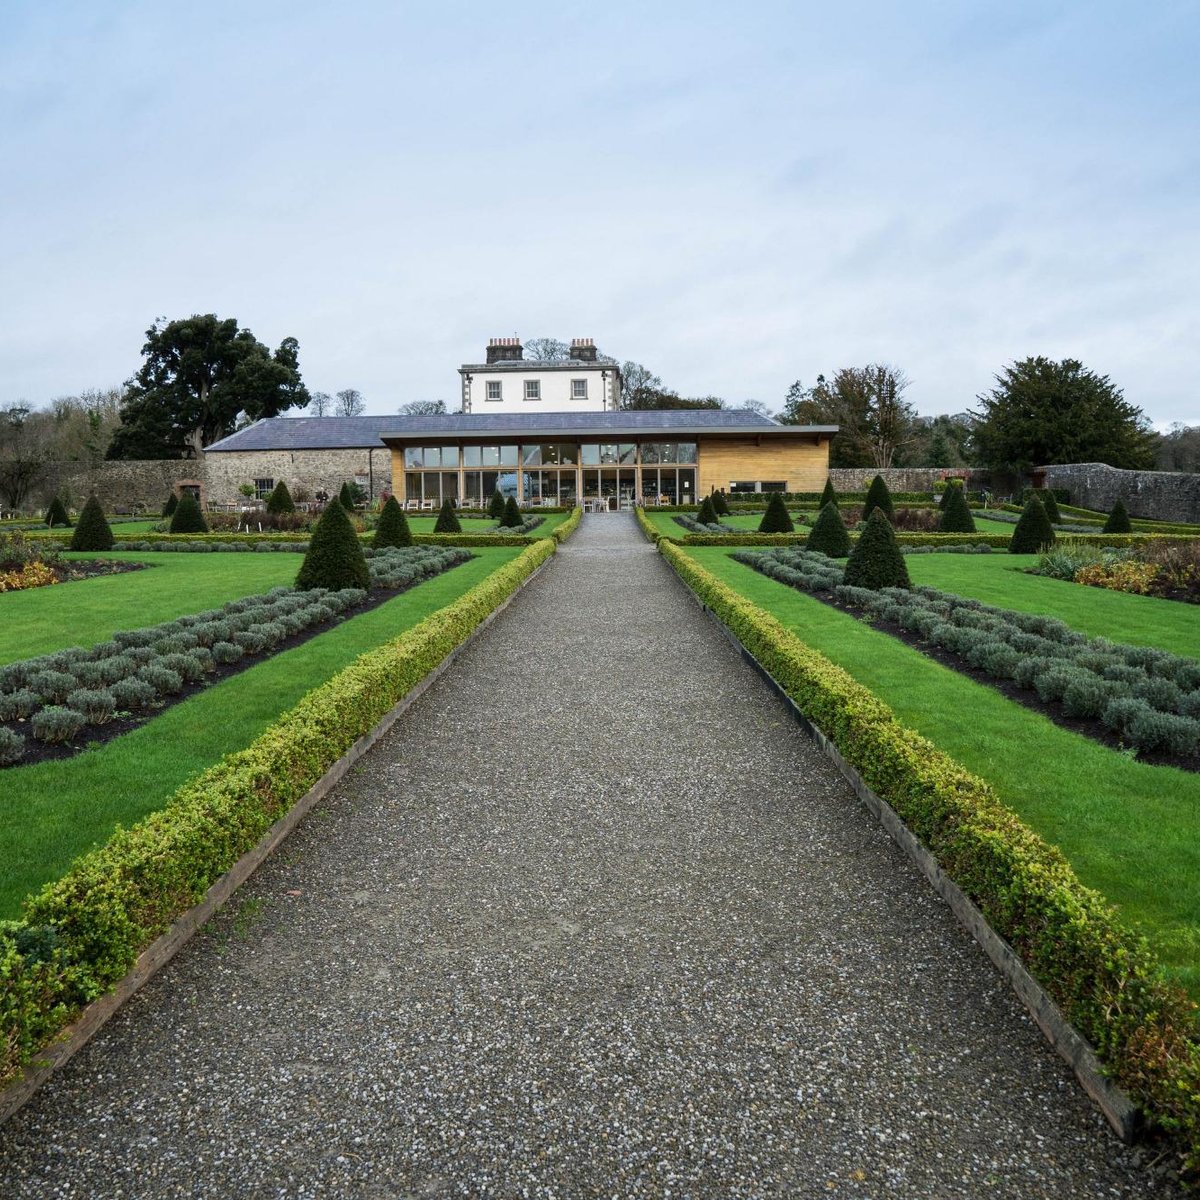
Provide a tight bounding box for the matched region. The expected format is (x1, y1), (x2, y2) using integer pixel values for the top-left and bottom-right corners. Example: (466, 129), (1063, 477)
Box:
(819, 477), (837, 508)
(338, 481), (357, 510)
(938, 484), (976, 533)
(498, 496), (523, 528)
(1034, 488), (1061, 523)
(296, 498), (370, 590)
(163, 492), (178, 518)
(44, 496), (72, 528)
(806, 501), (851, 557)
(1103, 498), (1132, 533)
(488, 490), (506, 520)
(757, 492), (794, 534)
(69, 496), (114, 551)
(169, 492), (209, 533)
(844, 509), (910, 589)
(710, 490), (730, 516)
(697, 496), (719, 525)
(1009, 495), (1056, 554)
(863, 475), (894, 521)
(433, 497), (462, 533)
(373, 496), (413, 548)
(265, 480), (296, 514)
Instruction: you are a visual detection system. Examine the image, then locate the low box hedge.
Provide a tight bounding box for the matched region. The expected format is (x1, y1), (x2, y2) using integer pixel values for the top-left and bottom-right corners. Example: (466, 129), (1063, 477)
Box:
(0, 538), (555, 1090)
(658, 539), (1200, 1163)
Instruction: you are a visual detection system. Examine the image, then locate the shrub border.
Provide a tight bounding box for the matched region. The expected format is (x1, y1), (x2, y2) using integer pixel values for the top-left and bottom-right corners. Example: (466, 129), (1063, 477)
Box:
(0, 538), (557, 1119)
(656, 540), (1200, 1160)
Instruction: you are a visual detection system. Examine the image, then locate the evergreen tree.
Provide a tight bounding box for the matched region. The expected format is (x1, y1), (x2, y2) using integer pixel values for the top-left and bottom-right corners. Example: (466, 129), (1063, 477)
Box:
(296, 498), (370, 590)
(757, 492), (795, 534)
(697, 495), (719, 525)
(819, 477), (837, 508)
(1034, 488), (1061, 524)
(488, 489), (506, 520)
(710, 489), (730, 516)
(163, 492), (178, 517)
(169, 492), (209, 533)
(265, 480), (296, 514)
(1103, 498), (1132, 533)
(863, 474), (894, 521)
(433, 497), (462, 533)
(1009, 495), (1056, 554)
(500, 496), (523, 528)
(843, 509), (910, 589)
(938, 483), (976, 533)
(806, 501), (852, 557)
(338, 481), (357, 510)
(373, 496), (413, 548)
(69, 496), (114, 551)
(44, 496), (72, 527)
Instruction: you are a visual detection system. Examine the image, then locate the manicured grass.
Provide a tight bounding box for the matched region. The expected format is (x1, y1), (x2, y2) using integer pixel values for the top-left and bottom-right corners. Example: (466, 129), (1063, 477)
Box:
(0, 553), (302, 662)
(687, 545), (1200, 992)
(905, 552), (1198, 657)
(0, 547), (521, 916)
(402, 512), (567, 538)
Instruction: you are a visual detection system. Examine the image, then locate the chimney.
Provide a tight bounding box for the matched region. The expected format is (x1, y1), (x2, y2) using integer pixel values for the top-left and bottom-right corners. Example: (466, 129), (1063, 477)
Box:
(486, 336), (523, 364)
(569, 337), (598, 363)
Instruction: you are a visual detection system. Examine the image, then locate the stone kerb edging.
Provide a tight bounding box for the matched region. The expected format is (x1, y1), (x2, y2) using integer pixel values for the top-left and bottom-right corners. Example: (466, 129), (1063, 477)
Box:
(659, 549), (1140, 1144)
(0, 548), (558, 1126)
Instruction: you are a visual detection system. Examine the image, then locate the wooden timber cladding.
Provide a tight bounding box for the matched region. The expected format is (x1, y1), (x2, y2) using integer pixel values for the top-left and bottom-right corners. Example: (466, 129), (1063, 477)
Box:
(387, 435), (831, 496)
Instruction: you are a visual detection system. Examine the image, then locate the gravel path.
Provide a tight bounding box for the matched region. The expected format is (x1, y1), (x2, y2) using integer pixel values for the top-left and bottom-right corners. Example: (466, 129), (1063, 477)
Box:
(0, 514), (1177, 1198)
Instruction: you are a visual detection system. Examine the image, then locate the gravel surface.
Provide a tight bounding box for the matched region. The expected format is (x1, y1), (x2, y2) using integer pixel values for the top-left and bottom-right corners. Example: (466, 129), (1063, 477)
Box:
(0, 514), (1180, 1198)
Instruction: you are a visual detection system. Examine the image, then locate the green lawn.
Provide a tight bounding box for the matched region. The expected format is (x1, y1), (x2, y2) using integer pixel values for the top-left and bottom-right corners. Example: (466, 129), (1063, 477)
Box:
(402, 512), (567, 538)
(906, 552), (1198, 657)
(0, 547), (521, 915)
(1, 553), (303, 662)
(687, 545), (1200, 993)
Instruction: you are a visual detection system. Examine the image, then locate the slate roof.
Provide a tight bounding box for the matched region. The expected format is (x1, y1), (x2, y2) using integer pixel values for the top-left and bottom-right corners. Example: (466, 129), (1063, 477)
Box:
(205, 410), (835, 452)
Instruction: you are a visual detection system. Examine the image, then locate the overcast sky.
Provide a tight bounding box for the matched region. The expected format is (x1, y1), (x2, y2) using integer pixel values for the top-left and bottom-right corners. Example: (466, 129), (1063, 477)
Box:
(2, 0), (1198, 426)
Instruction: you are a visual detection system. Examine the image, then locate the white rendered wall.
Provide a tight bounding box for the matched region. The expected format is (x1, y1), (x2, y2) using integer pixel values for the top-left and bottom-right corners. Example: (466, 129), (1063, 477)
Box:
(461, 364), (617, 413)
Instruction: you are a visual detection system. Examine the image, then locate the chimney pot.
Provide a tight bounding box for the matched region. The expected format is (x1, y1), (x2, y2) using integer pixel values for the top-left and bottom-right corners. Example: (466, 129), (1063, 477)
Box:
(486, 336), (523, 364)
(569, 337), (598, 362)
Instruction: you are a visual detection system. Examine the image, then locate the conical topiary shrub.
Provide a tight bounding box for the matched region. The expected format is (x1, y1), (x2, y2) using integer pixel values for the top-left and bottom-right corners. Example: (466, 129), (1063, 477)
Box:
(697, 496), (719, 525)
(500, 496), (523, 528)
(339, 481), (357, 510)
(69, 496), (114, 551)
(938, 484), (976, 533)
(1009, 495), (1056, 554)
(820, 478), (837, 508)
(296, 498), (370, 590)
(757, 492), (794, 534)
(433, 497), (462, 534)
(44, 496), (72, 528)
(806, 501), (851, 557)
(162, 492), (178, 518)
(373, 496), (413, 548)
(169, 492), (209, 534)
(488, 490), (506, 520)
(1035, 488), (1060, 524)
(843, 509), (910, 589)
(711, 490), (729, 516)
(265, 480), (296, 514)
(863, 475), (894, 521)
(1103, 498), (1132, 534)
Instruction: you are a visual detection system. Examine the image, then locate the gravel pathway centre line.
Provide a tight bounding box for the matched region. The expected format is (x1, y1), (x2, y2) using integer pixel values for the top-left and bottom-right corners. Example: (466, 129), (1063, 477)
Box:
(0, 514), (1179, 1198)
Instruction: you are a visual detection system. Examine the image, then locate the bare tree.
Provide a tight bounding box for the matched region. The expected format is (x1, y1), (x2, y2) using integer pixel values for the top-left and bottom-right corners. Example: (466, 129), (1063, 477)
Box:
(307, 391), (332, 417)
(0, 405), (52, 510)
(335, 389), (365, 417)
(735, 399), (773, 418)
(398, 400), (448, 416)
(524, 337), (569, 362)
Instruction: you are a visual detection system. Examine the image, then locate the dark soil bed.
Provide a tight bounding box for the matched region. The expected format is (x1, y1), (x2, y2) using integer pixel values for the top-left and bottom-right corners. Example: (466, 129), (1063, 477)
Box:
(1025, 570), (1200, 606)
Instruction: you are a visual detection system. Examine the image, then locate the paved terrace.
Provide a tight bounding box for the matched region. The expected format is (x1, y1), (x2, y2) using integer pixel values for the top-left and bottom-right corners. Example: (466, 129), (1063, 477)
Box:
(0, 515), (1176, 1197)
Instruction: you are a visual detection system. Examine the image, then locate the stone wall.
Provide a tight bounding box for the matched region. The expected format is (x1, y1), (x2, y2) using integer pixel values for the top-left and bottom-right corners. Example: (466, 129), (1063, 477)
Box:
(1041, 463), (1200, 523)
(202, 449), (395, 506)
(46, 460), (203, 512)
(827, 467), (990, 494)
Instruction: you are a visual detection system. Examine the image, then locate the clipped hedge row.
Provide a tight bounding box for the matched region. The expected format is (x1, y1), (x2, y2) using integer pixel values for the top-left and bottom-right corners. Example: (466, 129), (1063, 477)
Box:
(0, 538), (555, 1090)
(551, 507), (583, 544)
(658, 540), (1200, 1161)
(669, 529), (1177, 550)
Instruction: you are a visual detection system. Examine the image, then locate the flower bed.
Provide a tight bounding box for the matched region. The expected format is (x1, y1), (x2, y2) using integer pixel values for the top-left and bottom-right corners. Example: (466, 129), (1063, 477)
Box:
(1033, 540), (1200, 604)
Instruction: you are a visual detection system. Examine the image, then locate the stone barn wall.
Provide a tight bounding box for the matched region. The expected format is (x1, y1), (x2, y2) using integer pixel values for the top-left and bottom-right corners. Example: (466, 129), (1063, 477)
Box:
(1041, 463), (1200, 523)
(827, 467), (991, 494)
(202, 448), (395, 506)
(46, 460), (203, 512)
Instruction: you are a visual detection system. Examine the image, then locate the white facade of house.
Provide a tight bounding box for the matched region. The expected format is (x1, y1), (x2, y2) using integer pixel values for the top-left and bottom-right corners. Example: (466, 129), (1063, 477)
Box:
(458, 338), (621, 414)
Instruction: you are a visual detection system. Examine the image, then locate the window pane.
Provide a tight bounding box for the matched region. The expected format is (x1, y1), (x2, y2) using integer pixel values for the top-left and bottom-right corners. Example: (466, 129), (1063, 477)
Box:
(463, 445), (482, 467)
(660, 443), (678, 464)
(499, 444), (518, 467)
(641, 443), (660, 464)
(761, 482), (786, 493)
(599, 443), (618, 465)
(559, 470), (577, 504)
(678, 468), (696, 499)
(404, 447), (423, 469)
(524, 380), (540, 400)
(581, 443), (600, 465)
(441, 446), (459, 467)
(463, 471), (481, 504)
(482, 470), (500, 500)
(522, 445), (542, 467)
(422, 474), (440, 501)
(677, 442), (697, 464)
(481, 445), (500, 467)
(730, 481), (758, 494)
(406, 473), (422, 501)
(422, 446), (441, 468)
(486, 381), (502, 401)
(441, 471), (459, 500)
(618, 443), (636, 465)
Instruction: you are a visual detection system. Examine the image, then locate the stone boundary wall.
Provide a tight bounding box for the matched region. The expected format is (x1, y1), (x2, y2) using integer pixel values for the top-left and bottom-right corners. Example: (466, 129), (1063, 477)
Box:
(828, 467), (990, 494)
(1041, 463), (1200, 523)
(48, 461), (203, 512)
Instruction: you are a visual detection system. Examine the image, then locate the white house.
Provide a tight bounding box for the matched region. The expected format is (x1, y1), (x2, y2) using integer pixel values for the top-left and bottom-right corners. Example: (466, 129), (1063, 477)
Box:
(458, 338), (621, 414)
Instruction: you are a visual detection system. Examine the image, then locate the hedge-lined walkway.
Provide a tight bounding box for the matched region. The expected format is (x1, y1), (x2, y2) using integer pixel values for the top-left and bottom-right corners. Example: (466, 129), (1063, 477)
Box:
(0, 515), (1175, 1197)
